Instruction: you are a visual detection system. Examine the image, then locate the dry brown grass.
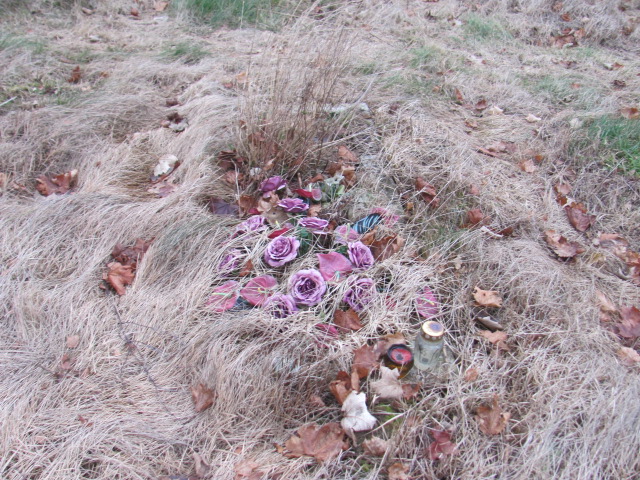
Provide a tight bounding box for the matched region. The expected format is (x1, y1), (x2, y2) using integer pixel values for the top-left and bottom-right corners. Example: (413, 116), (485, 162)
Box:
(1, 1), (640, 479)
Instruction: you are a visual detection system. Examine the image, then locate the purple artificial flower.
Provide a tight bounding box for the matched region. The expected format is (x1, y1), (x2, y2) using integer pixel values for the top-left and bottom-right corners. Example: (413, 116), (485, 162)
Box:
(260, 176), (287, 197)
(264, 236), (300, 267)
(234, 215), (268, 236)
(288, 268), (327, 306)
(333, 224), (360, 245)
(263, 293), (298, 318)
(343, 277), (376, 312)
(278, 198), (309, 213)
(298, 217), (329, 234)
(347, 241), (375, 270)
(218, 249), (243, 276)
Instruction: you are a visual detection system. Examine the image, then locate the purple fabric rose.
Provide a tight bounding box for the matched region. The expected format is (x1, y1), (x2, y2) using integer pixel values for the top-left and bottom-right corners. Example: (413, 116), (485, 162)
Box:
(264, 236), (300, 267)
(218, 249), (243, 276)
(234, 215), (267, 236)
(260, 176), (286, 197)
(343, 277), (376, 312)
(288, 269), (327, 306)
(278, 198), (309, 213)
(298, 217), (329, 234)
(333, 224), (360, 245)
(263, 293), (298, 318)
(347, 241), (374, 270)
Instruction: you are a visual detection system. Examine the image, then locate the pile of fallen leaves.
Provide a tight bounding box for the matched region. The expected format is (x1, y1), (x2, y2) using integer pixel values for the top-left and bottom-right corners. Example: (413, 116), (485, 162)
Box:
(102, 238), (152, 295)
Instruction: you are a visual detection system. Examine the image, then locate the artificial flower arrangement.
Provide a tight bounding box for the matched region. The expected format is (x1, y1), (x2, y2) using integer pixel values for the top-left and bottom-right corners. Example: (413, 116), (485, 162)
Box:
(206, 175), (439, 329)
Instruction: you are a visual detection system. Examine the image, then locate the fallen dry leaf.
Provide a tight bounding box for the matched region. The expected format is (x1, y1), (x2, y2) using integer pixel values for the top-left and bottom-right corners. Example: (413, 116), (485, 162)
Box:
(464, 367), (479, 382)
(620, 107), (639, 120)
(415, 177), (439, 207)
(209, 197), (239, 216)
(234, 459), (261, 480)
(104, 262), (135, 295)
(352, 344), (379, 378)
(555, 183), (572, 195)
(476, 395), (510, 435)
(337, 145), (358, 164)
(618, 306), (640, 339)
(373, 332), (407, 358)
(370, 366), (403, 400)
(465, 208), (489, 227)
(193, 452), (210, 478)
(526, 114), (541, 123)
(565, 203), (595, 232)
(486, 105), (503, 115)
(475, 99), (488, 111)
(154, 0), (169, 11)
(595, 290), (617, 314)
(130, 7), (139, 16)
(329, 370), (355, 405)
(68, 66), (82, 83)
(341, 391), (376, 433)
(35, 170), (78, 196)
(111, 238), (151, 269)
(387, 462), (410, 480)
(617, 347), (640, 366)
(402, 383), (421, 400)
(362, 436), (389, 456)
(479, 330), (509, 350)
(284, 422), (346, 462)
(519, 159), (537, 173)
(191, 383), (216, 412)
(334, 309), (363, 332)
(147, 178), (177, 198)
(473, 287), (502, 308)
(66, 335), (80, 349)
(427, 429), (458, 460)
(370, 235), (404, 262)
(544, 230), (584, 259)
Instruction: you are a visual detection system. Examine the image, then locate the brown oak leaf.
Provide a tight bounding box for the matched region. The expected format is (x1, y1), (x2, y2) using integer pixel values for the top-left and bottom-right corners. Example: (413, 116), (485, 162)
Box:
(617, 347), (640, 366)
(618, 306), (640, 339)
(464, 367), (479, 382)
(473, 287), (502, 308)
(329, 371), (354, 405)
(104, 262), (135, 295)
(337, 145), (358, 164)
(111, 238), (152, 269)
(476, 395), (510, 435)
(35, 170), (78, 196)
(68, 66), (82, 83)
(427, 429), (458, 460)
(370, 235), (404, 262)
(387, 462), (410, 480)
(234, 459), (262, 480)
(362, 436), (389, 456)
(479, 330), (509, 350)
(620, 107), (639, 120)
(284, 422), (347, 462)
(352, 344), (379, 379)
(415, 177), (439, 207)
(334, 309), (363, 332)
(565, 203), (595, 232)
(544, 230), (584, 259)
(191, 383), (216, 412)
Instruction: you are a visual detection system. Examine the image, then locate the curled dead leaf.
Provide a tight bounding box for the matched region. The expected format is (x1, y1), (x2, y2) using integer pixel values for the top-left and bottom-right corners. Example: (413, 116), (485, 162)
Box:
(415, 177), (439, 207)
(370, 366), (403, 400)
(329, 370), (354, 405)
(427, 429), (458, 460)
(191, 383), (216, 412)
(352, 344), (379, 379)
(620, 107), (639, 120)
(565, 202), (595, 232)
(476, 395), (510, 435)
(66, 335), (80, 349)
(617, 347), (640, 366)
(387, 462), (410, 480)
(464, 367), (479, 382)
(473, 287), (502, 308)
(479, 330), (509, 350)
(544, 230), (584, 259)
(334, 309), (363, 332)
(362, 436), (388, 456)
(35, 170), (78, 196)
(284, 422), (347, 462)
(103, 262), (134, 295)
(618, 306), (640, 339)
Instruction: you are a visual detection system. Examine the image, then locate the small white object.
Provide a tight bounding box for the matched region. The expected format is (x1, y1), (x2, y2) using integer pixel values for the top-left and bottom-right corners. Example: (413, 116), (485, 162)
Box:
(153, 154), (179, 177)
(525, 114), (541, 123)
(569, 118), (583, 129)
(486, 105), (504, 116)
(341, 391), (377, 433)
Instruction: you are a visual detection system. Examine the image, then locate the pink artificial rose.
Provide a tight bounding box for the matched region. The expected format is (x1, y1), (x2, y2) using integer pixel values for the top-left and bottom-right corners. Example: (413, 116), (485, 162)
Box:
(347, 241), (374, 270)
(263, 293), (298, 318)
(298, 217), (329, 234)
(206, 281), (240, 313)
(343, 277), (376, 312)
(264, 236), (300, 267)
(278, 198), (309, 213)
(288, 269), (327, 306)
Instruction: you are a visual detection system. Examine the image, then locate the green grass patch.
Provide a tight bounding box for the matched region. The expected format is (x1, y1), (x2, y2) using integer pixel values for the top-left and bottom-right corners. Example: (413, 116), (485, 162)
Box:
(176, 0), (282, 29)
(462, 13), (511, 41)
(520, 74), (601, 110)
(587, 116), (640, 174)
(0, 34), (47, 54)
(162, 42), (210, 64)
